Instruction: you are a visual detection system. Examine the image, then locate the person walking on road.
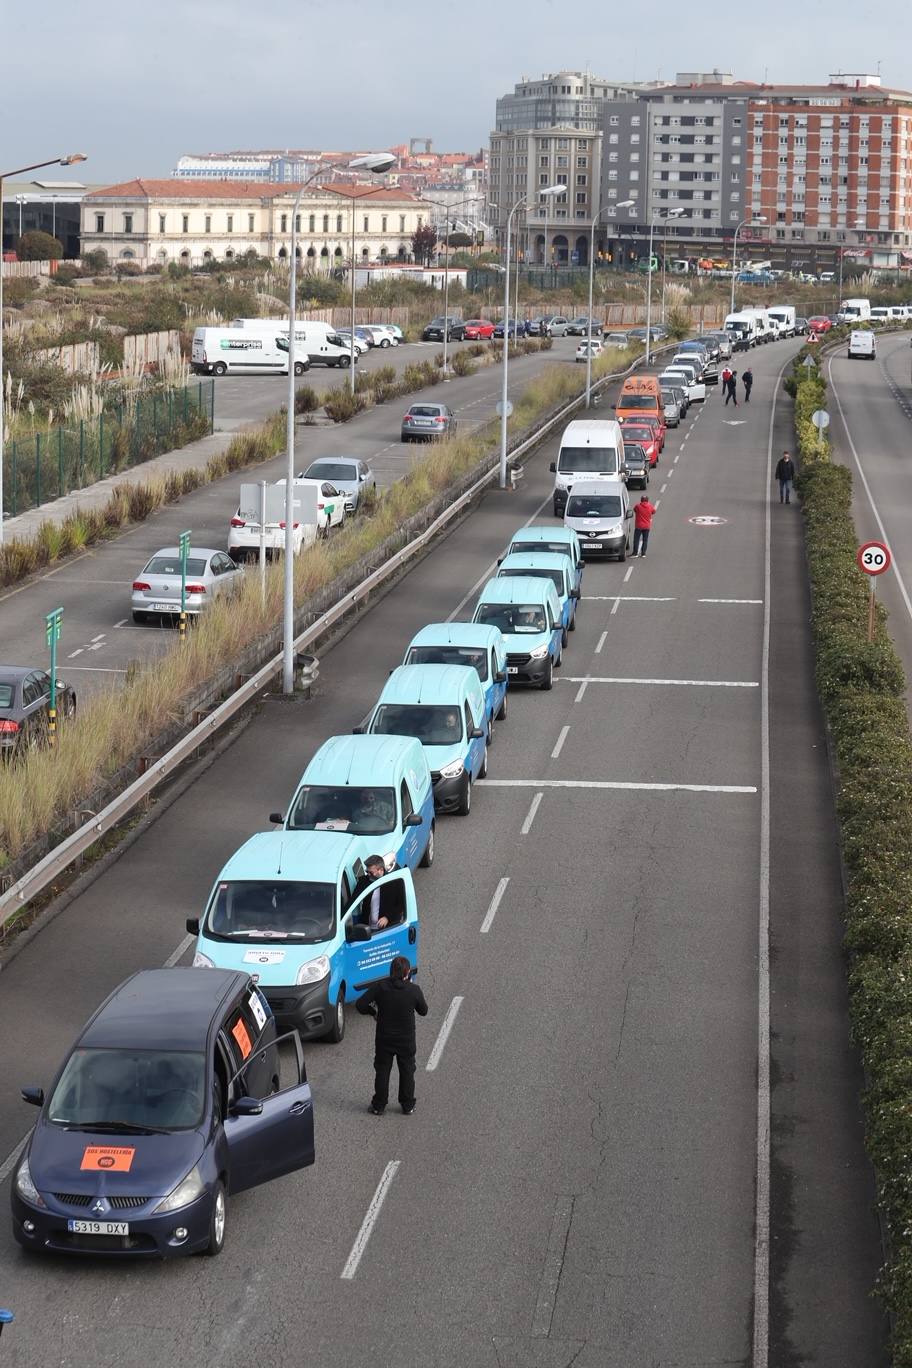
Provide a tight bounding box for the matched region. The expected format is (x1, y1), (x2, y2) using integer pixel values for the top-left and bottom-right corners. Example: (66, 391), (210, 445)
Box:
(724, 368), (739, 406)
(742, 367), (753, 403)
(358, 955), (428, 1116)
(633, 494), (657, 557)
(721, 365), (732, 393)
(775, 451), (796, 504)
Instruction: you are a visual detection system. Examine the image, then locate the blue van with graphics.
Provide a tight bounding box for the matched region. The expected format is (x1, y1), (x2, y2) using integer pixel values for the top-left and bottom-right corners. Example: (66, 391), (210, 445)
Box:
(402, 622), (509, 734)
(272, 734), (435, 871)
(361, 664), (487, 816)
(496, 551), (580, 642)
(504, 525), (584, 595)
(188, 831), (418, 1044)
(472, 576), (564, 690)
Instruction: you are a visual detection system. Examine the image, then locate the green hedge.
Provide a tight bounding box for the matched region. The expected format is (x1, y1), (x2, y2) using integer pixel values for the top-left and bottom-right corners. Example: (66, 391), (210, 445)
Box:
(793, 345), (912, 1362)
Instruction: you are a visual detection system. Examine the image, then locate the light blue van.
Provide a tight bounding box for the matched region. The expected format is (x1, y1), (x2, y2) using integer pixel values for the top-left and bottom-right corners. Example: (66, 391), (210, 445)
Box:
(189, 830), (418, 1044)
(361, 664), (487, 816)
(496, 551), (580, 642)
(273, 734), (435, 871)
(472, 575), (563, 690)
(504, 525), (584, 595)
(402, 622), (509, 733)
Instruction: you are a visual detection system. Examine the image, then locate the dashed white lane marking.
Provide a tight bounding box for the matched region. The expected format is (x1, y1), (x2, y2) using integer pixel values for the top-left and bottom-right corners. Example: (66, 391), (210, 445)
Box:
(532, 1195), (575, 1337)
(91, 633), (105, 642)
(480, 877), (510, 934)
(164, 934), (194, 968)
(660, 483), (668, 494)
(654, 499), (662, 508)
(674, 452), (681, 463)
(446, 494), (552, 621)
(700, 598), (763, 604)
(426, 995), (464, 1072)
(595, 630), (608, 653)
(551, 725), (570, 759)
(623, 566), (634, 584)
(560, 674), (758, 687)
(67, 648), (84, 658)
(114, 618), (129, 628)
(574, 680), (588, 703)
(667, 468), (674, 478)
(521, 792), (543, 835)
(610, 598), (621, 615)
(341, 1160), (401, 1280)
(484, 778), (757, 795)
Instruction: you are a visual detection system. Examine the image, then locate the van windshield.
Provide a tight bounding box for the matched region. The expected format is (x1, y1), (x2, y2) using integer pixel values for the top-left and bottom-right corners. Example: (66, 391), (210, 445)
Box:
(406, 646), (489, 681)
(499, 567), (564, 592)
(510, 539), (575, 563)
(48, 1048), (206, 1131)
(206, 880), (335, 942)
(372, 704), (463, 745)
(618, 394), (658, 411)
(475, 604), (547, 634)
(288, 785), (396, 834)
(557, 447), (618, 473)
(567, 494), (622, 518)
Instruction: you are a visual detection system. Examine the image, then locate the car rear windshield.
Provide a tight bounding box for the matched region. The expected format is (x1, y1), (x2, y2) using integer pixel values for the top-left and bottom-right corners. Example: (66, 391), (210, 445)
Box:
(475, 604), (547, 634)
(557, 447), (618, 473)
(567, 495), (622, 518)
(371, 704), (463, 746)
(409, 406), (442, 418)
(406, 646), (489, 681)
(48, 1048), (206, 1131)
(288, 785), (396, 835)
(207, 880), (335, 942)
(303, 463), (356, 483)
(0, 684), (14, 708)
(144, 556), (207, 576)
(619, 394), (657, 410)
(499, 566), (563, 592)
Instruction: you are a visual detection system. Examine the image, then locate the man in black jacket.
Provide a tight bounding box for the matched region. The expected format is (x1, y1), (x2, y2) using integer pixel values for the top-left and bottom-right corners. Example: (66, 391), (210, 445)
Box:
(775, 451), (796, 504)
(357, 956), (428, 1116)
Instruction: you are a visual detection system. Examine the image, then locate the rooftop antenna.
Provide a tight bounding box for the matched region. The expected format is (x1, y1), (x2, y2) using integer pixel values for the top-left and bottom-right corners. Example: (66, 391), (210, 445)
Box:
(876, 58), (882, 77)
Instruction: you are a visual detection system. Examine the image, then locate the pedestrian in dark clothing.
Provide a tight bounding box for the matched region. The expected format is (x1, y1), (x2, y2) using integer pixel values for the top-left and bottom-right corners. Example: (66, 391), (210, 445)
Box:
(352, 854), (391, 929)
(357, 955), (428, 1115)
(775, 452), (795, 504)
(742, 368), (753, 402)
(724, 369), (739, 405)
(633, 495), (657, 557)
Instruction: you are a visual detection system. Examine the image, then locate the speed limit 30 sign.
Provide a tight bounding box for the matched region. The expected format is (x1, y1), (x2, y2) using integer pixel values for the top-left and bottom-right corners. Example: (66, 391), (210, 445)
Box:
(857, 541), (892, 576)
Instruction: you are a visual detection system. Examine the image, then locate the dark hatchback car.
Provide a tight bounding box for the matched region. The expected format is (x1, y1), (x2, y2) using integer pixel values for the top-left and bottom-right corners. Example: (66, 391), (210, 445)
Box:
(492, 319), (528, 339)
(623, 443), (651, 489)
(12, 968), (315, 1259)
(0, 666), (76, 757)
(421, 316), (459, 342)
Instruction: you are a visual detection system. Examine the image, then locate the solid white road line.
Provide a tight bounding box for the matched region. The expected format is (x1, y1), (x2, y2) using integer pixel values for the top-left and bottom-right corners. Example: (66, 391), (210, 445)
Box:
(623, 566), (633, 583)
(480, 877), (510, 934)
(699, 598), (763, 604)
(340, 1160), (401, 1280)
(164, 934), (194, 968)
(532, 1195), (575, 1337)
(559, 675), (758, 688)
(574, 680), (588, 703)
(446, 493), (552, 621)
(426, 995), (464, 1072)
(551, 725), (570, 759)
(484, 778), (757, 794)
(595, 630), (608, 653)
(59, 666), (128, 674)
(521, 792), (544, 835)
(583, 595), (676, 602)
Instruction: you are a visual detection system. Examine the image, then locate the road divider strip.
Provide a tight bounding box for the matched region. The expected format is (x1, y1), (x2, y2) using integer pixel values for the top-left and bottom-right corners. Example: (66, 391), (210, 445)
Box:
(484, 778), (757, 794)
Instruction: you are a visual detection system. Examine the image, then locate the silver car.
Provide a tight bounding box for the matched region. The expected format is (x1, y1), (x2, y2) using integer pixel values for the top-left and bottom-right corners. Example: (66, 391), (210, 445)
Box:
(300, 458), (376, 514)
(401, 403), (457, 442)
(131, 547), (244, 624)
(660, 388), (681, 427)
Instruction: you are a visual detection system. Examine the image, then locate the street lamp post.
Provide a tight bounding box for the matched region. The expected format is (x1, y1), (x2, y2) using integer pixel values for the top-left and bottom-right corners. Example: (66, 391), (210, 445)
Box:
(0, 152), (86, 545)
(585, 200), (634, 407)
(660, 210), (684, 323)
(419, 195), (478, 378)
(645, 208), (685, 365)
(345, 154), (396, 395)
(839, 220), (867, 309)
(284, 153), (395, 693)
(730, 215), (767, 318)
(499, 185), (563, 489)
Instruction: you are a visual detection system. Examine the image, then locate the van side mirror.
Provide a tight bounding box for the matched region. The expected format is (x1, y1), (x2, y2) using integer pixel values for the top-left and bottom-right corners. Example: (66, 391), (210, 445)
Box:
(345, 923), (371, 943)
(230, 1095), (263, 1118)
(470, 727), (485, 740)
(186, 917), (200, 935)
(496, 556), (503, 565)
(494, 670), (507, 684)
(21, 1087), (44, 1107)
(405, 813), (423, 827)
(269, 812), (283, 825)
(549, 462), (556, 473)
(571, 589), (581, 601)
(352, 724), (366, 735)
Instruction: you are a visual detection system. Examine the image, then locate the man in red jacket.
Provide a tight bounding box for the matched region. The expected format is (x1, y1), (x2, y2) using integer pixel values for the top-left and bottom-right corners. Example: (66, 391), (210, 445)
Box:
(633, 494), (657, 557)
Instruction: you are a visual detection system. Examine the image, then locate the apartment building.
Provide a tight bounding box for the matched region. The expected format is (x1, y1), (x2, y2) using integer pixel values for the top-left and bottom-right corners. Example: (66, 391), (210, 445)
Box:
(80, 181), (425, 269)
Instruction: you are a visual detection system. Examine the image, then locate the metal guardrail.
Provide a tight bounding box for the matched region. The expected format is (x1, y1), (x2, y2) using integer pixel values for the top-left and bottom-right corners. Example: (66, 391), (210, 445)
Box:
(0, 344), (675, 930)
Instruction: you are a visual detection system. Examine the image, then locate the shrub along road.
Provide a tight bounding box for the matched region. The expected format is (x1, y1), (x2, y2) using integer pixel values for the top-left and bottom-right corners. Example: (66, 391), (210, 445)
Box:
(0, 339), (578, 699)
(0, 338), (885, 1367)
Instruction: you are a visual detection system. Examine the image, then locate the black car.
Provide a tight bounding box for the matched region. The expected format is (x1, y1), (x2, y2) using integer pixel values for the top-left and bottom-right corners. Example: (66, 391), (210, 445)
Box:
(421, 316), (459, 342)
(623, 443), (651, 489)
(12, 968), (315, 1259)
(794, 318), (809, 335)
(0, 666), (76, 756)
(492, 319), (527, 339)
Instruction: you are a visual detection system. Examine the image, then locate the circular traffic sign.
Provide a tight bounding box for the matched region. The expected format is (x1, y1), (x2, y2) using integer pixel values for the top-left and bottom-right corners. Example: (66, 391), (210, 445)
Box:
(811, 409), (830, 430)
(857, 541), (891, 576)
(496, 400), (513, 418)
(688, 515), (729, 526)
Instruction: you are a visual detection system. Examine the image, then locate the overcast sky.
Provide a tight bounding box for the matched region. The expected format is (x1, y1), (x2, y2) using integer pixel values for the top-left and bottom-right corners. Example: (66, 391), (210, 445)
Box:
(3, 0), (910, 184)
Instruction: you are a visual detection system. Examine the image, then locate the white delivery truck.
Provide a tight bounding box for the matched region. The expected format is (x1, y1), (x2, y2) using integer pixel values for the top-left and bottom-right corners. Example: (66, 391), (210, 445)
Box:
(741, 306), (774, 343)
(848, 329), (876, 360)
(724, 311), (758, 350)
(767, 305), (797, 337)
(230, 318), (356, 368)
(191, 326), (310, 376)
(838, 298), (872, 324)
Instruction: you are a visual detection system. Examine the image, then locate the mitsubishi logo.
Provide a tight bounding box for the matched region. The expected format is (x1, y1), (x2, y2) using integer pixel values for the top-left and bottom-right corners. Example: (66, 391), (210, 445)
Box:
(91, 1199), (109, 1216)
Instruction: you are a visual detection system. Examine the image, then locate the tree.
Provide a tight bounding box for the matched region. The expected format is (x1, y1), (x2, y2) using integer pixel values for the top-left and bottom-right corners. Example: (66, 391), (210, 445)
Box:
(411, 224), (438, 267)
(17, 230), (63, 261)
(447, 231), (473, 249)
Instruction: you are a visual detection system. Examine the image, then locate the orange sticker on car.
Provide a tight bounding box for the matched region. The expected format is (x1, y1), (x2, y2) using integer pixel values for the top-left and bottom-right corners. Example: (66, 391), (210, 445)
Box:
(80, 1146), (136, 1172)
(231, 1018), (252, 1059)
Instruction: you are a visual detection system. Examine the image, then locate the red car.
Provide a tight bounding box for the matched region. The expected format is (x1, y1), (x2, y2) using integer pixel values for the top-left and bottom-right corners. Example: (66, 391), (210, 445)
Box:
(456, 318), (495, 340)
(619, 421), (660, 467)
(807, 315), (833, 334)
(620, 413), (664, 458)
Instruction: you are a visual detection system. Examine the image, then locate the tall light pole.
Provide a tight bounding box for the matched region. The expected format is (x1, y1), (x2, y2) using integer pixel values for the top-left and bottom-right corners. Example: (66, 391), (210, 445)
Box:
(345, 154), (396, 396)
(419, 195), (478, 378)
(0, 152), (86, 544)
(499, 184), (563, 489)
(839, 219), (866, 309)
(660, 208), (685, 323)
(645, 208), (685, 364)
(730, 215), (767, 318)
(284, 153), (394, 693)
(586, 200), (634, 407)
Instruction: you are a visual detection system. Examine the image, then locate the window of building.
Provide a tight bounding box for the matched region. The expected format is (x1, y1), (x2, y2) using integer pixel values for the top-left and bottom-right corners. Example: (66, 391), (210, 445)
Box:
(204, 214), (211, 233)
(182, 214), (189, 233)
(307, 213), (314, 232)
(280, 213), (287, 232)
(363, 215), (369, 231)
(609, 115), (619, 126)
(381, 215), (388, 231)
(336, 214), (343, 232)
(123, 213), (133, 234)
(576, 174), (587, 185)
(95, 213), (105, 233)
(609, 152), (618, 163)
(631, 134), (640, 144)
(227, 214), (233, 233)
(295, 214), (300, 232)
(399, 215), (406, 232)
(631, 115), (640, 127)
(158, 214), (166, 234)
(556, 155), (568, 167)
(577, 155), (588, 167)
(609, 133), (618, 145)
(576, 192), (587, 204)
(322, 214), (329, 232)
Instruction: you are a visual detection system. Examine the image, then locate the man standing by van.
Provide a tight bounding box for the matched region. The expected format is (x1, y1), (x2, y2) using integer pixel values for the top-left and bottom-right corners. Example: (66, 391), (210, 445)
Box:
(358, 956), (428, 1116)
(633, 494), (657, 557)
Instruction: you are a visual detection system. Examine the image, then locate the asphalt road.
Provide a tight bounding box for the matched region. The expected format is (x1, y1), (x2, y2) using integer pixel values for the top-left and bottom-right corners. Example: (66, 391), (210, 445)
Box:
(0, 334), (886, 1366)
(0, 338), (579, 701)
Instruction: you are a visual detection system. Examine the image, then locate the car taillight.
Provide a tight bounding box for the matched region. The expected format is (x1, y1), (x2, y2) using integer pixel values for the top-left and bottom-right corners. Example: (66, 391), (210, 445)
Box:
(435, 417), (445, 425)
(132, 580), (150, 591)
(278, 521), (301, 529)
(230, 517), (246, 528)
(0, 720), (20, 734)
(185, 583), (206, 595)
(403, 414), (412, 423)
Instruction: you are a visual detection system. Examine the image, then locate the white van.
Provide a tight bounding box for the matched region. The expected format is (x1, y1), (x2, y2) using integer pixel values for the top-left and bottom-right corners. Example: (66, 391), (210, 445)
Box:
(767, 305), (797, 337)
(838, 298), (872, 323)
(724, 311), (757, 349)
(191, 327), (310, 377)
(230, 318), (356, 368)
(869, 307), (891, 324)
(848, 330), (876, 360)
(549, 418), (624, 517)
(741, 307), (774, 343)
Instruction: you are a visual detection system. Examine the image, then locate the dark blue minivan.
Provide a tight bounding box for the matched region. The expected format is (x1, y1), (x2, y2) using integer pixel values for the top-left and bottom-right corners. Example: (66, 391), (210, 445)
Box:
(11, 967), (315, 1258)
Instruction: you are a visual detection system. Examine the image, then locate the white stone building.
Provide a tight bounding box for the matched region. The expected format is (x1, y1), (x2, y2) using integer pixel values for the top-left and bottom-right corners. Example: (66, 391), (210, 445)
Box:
(80, 180), (427, 270)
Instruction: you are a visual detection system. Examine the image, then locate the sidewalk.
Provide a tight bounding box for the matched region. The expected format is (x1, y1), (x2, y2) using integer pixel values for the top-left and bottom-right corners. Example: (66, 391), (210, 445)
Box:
(2, 429), (236, 543)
